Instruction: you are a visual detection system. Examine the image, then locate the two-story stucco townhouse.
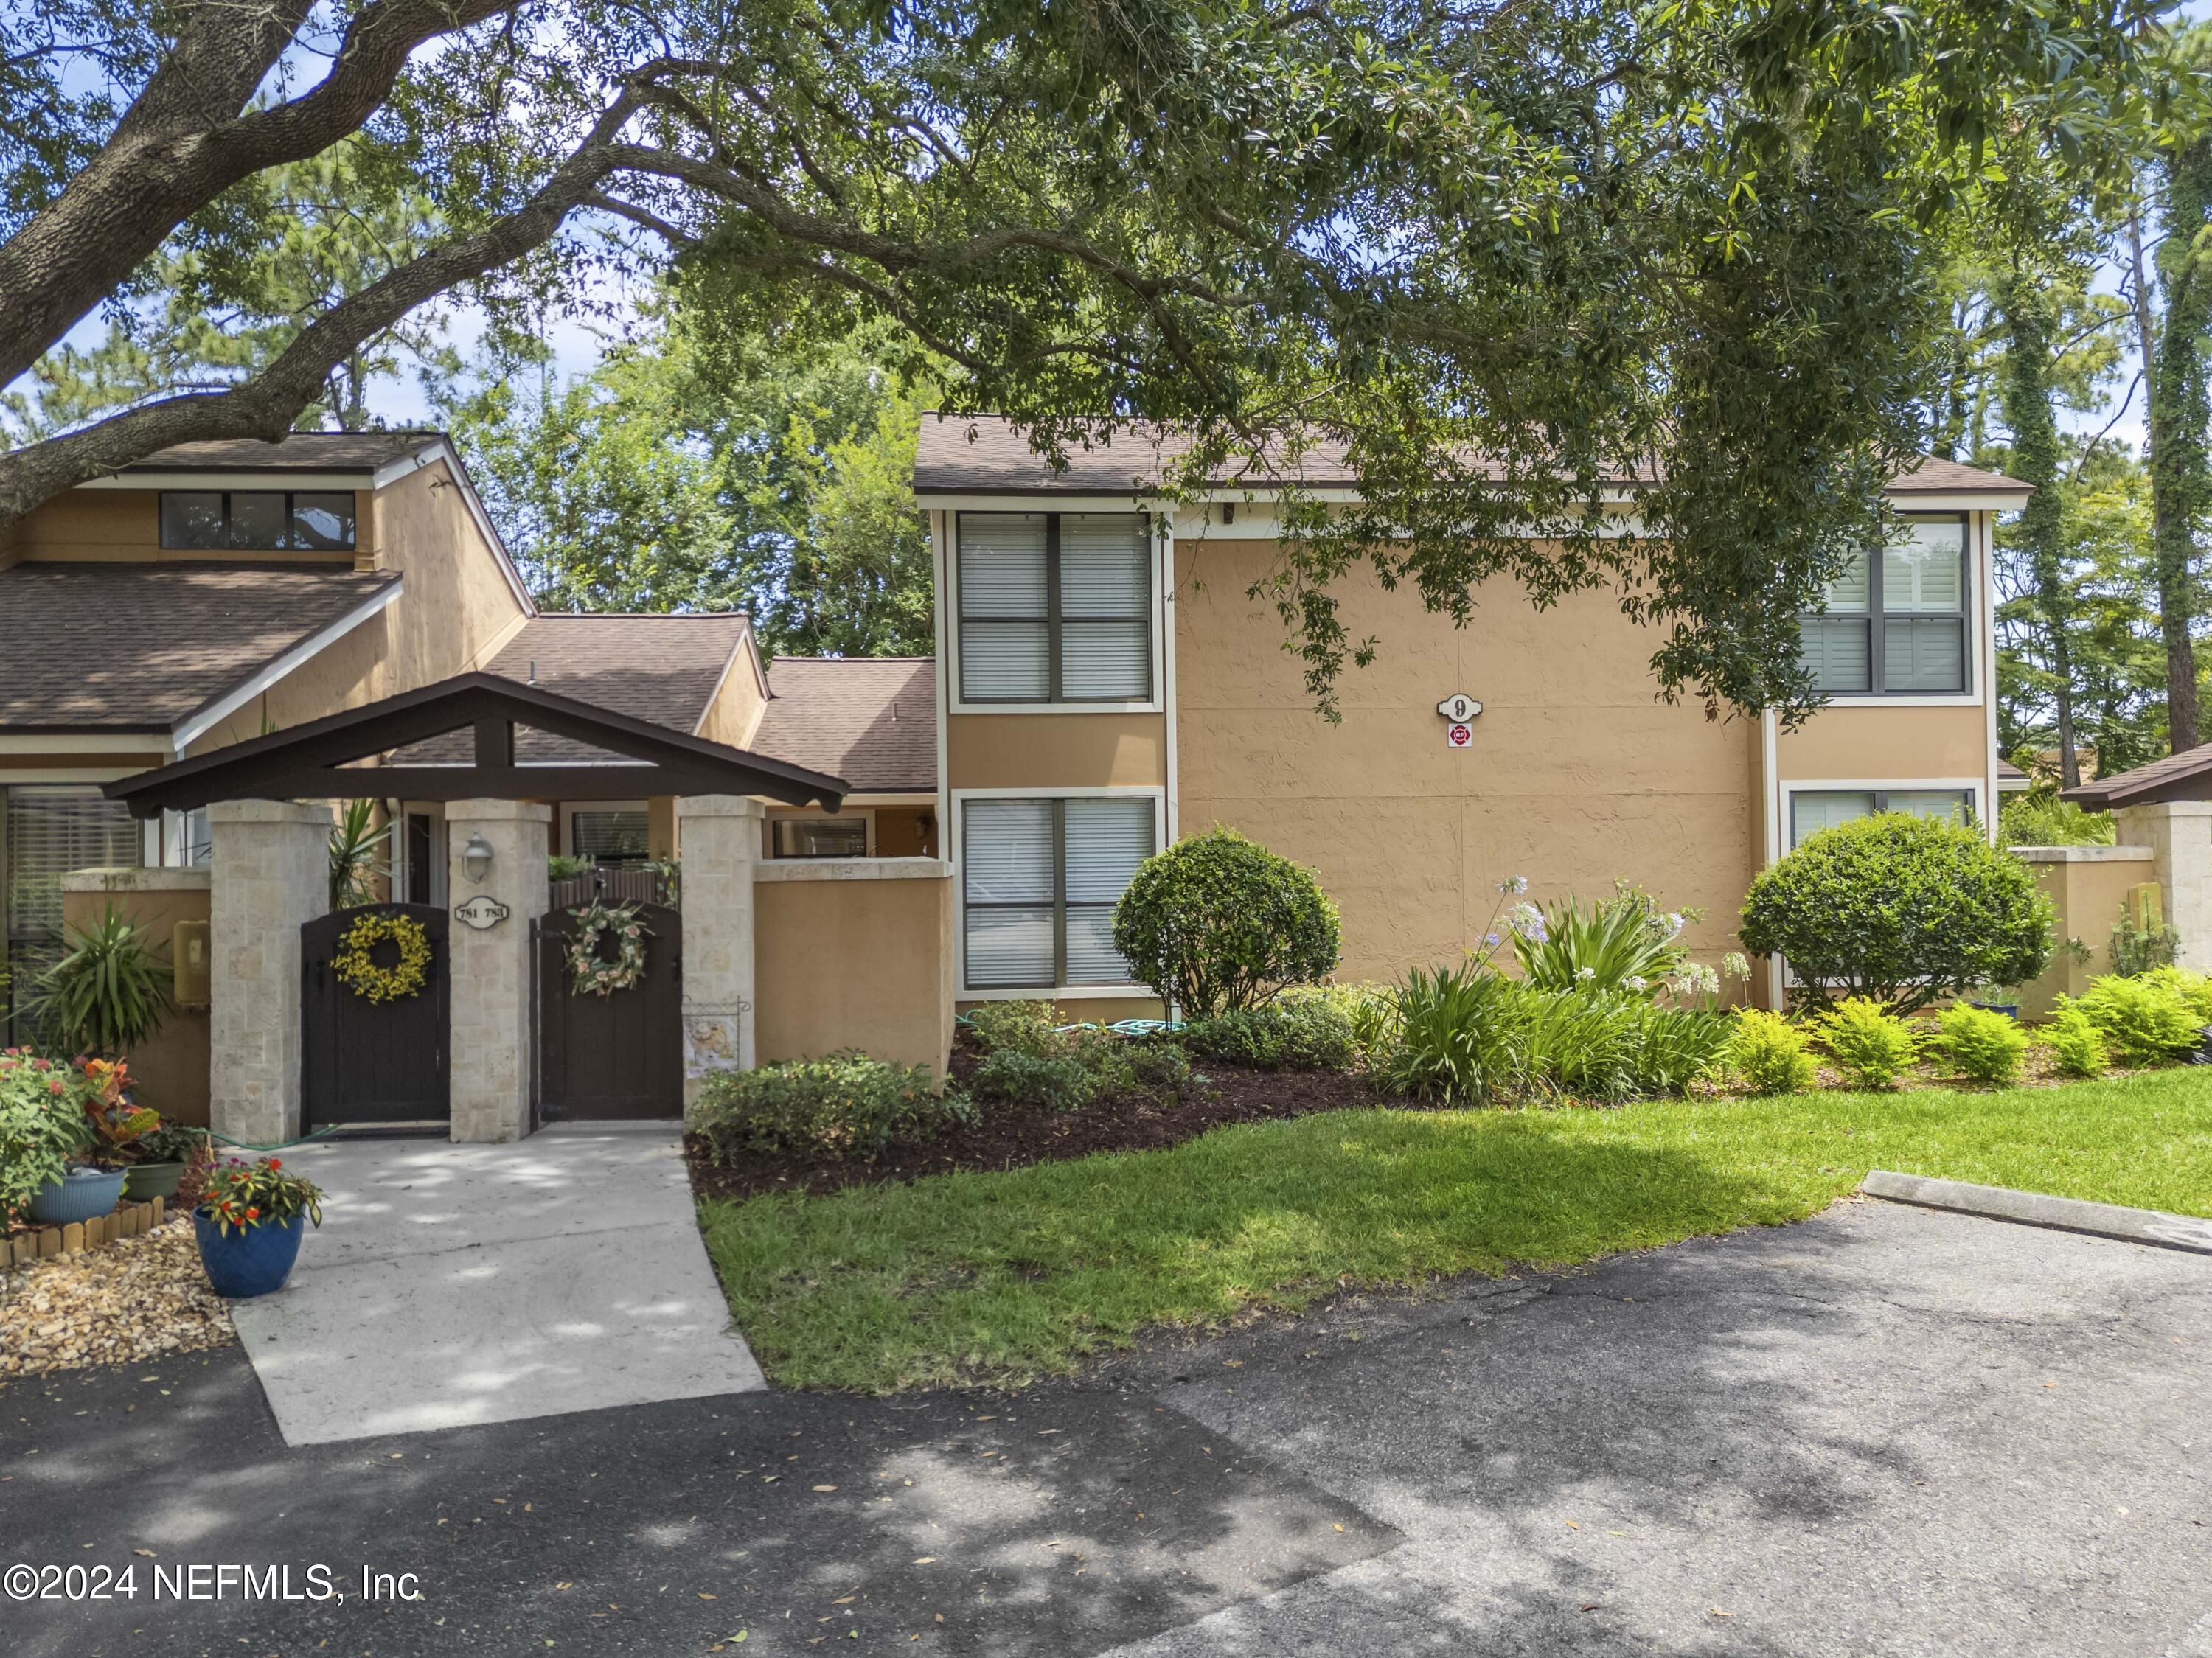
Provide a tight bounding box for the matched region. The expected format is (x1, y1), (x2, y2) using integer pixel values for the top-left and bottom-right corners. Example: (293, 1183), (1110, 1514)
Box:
(914, 415), (2031, 1014)
(0, 431), (930, 1037)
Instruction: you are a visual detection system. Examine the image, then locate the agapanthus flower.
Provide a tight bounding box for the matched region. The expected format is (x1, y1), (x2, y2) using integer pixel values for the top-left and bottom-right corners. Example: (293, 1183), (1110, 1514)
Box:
(1498, 874), (1530, 896)
(1575, 966), (1597, 982)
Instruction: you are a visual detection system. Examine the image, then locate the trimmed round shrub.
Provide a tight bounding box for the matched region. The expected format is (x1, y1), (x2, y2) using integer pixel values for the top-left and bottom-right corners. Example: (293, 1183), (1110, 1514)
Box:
(1739, 813), (2052, 1015)
(688, 1054), (966, 1160)
(1113, 829), (1340, 1019)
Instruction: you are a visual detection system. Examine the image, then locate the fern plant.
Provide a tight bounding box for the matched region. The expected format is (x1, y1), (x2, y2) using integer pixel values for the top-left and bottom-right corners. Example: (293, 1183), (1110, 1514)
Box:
(1817, 997), (1919, 1089)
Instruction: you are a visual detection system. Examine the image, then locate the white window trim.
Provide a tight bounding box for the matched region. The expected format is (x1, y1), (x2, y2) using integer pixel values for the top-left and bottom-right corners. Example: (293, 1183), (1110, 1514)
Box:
(1802, 512), (1977, 704)
(562, 798), (652, 860)
(1781, 778), (1985, 849)
(951, 784), (1167, 1000)
(946, 510), (1167, 715)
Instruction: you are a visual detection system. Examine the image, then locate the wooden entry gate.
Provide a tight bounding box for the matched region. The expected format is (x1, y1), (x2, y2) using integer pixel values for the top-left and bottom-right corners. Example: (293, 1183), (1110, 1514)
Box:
(534, 897), (683, 1121)
(302, 904), (451, 1129)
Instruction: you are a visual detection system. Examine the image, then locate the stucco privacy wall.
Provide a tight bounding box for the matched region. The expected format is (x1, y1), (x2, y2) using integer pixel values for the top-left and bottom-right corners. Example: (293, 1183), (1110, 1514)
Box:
(2115, 800), (2212, 973)
(2008, 845), (2157, 1018)
(208, 801), (330, 1146)
(60, 867), (212, 1125)
(754, 860), (957, 1079)
(1173, 541), (1758, 983)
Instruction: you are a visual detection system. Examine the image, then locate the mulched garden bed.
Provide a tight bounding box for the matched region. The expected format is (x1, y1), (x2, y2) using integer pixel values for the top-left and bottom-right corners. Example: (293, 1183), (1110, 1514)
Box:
(686, 1039), (1402, 1202)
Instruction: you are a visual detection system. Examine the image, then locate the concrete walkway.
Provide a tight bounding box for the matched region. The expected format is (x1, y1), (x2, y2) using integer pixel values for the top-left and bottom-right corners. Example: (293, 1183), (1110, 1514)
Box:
(227, 1125), (765, 1445)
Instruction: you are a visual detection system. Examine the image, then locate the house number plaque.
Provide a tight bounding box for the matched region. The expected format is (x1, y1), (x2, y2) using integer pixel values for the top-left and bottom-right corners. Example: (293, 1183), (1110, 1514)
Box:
(453, 894), (510, 931)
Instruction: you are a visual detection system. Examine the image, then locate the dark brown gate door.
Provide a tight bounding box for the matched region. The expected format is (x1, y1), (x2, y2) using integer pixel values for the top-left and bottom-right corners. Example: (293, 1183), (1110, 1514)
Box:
(302, 903), (451, 1129)
(536, 899), (682, 1120)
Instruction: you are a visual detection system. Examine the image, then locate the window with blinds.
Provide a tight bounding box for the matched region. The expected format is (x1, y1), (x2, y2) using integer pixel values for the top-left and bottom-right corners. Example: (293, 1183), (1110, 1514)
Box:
(4, 786), (142, 1039)
(962, 796), (1157, 987)
(568, 809), (650, 865)
(1788, 787), (1973, 846)
(957, 512), (1152, 703)
(1798, 515), (1969, 695)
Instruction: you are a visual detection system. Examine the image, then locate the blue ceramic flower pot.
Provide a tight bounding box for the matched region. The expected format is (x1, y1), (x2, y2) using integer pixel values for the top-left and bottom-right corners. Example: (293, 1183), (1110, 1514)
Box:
(193, 1212), (305, 1299)
(27, 1166), (128, 1225)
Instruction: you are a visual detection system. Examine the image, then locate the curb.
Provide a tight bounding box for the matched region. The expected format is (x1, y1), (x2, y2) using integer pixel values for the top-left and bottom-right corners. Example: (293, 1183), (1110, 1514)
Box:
(1862, 1170), (2212, 1258)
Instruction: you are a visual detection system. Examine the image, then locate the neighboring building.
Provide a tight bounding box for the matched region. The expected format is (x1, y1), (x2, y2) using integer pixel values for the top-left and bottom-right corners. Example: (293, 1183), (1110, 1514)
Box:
(0, 431), (927, 1036)
(911, 415), (2030, 1011)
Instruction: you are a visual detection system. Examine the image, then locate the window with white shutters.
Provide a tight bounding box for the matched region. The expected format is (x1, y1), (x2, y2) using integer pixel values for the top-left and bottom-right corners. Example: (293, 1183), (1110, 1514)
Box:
(962, 796), (1157, 987)
(957, 512), (1152, 703)
(1797, 514), (1969, 695)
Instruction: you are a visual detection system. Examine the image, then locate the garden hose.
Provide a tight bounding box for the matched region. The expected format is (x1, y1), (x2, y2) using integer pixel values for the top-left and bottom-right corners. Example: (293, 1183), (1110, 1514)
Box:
(204, 1124), (349, 1154)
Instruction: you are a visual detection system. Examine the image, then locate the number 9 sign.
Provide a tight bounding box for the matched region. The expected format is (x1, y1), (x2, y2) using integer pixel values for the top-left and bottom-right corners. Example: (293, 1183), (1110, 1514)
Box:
(1436, 692), (1483, 723)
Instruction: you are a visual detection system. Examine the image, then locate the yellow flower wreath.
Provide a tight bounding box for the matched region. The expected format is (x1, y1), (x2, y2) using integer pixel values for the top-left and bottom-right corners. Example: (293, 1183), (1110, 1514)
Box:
(333, 910), (433, 1003)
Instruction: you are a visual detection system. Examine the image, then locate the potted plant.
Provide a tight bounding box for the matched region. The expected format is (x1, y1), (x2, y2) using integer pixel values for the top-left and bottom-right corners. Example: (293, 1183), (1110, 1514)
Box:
(1, 1049), (94, 1227)
(193, 1157), (324, 1298)
(22, 1056), (150, 1223)
(124, 1117), (208, 1202)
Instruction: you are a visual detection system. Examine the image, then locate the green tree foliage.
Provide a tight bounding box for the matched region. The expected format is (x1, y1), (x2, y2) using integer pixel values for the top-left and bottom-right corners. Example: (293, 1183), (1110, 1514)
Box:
(2, 139), (453, 442)
(438, 318), (933, 654)
(0, 0), (2179, 722)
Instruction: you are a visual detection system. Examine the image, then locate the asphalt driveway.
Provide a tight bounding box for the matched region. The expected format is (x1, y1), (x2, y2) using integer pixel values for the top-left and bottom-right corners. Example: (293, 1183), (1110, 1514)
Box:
(4, 1197), (2208, 1657)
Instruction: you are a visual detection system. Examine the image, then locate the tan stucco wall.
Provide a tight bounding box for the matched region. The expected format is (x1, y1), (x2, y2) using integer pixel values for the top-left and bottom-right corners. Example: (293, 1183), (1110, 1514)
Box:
(1174, 540), (1760, 983)
(1776, 703), (1989, 790)
(754, 864), (956, 1079)
(2008, 846), (2157, 1018)
(184, 459), (529, 753)
(60, 871), (212, 1126)
(947, 714), (1166, 790)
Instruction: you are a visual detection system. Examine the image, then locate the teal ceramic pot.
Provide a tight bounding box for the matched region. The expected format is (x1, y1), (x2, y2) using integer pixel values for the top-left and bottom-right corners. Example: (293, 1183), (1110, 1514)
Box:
(27, 1166), (128, 1226)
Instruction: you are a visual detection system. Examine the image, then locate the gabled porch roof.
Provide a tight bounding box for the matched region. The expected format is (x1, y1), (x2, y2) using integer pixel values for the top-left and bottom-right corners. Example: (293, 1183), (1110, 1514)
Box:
(103, 672), (846, 818)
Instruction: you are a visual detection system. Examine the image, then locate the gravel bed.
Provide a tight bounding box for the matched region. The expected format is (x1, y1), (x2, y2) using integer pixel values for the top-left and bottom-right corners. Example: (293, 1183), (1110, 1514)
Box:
(0, 1218), (235, 1379)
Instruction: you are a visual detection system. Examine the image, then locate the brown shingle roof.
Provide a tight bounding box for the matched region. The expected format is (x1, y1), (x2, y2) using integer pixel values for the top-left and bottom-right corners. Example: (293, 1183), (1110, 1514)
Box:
(912, 414), (2028, 497)
(396, 613), (757, 764)
(2062, 747), (2212, 811)
(120, 431), (447, 473)
(752, 658), (936, 793)
(0, 562), (400, 731)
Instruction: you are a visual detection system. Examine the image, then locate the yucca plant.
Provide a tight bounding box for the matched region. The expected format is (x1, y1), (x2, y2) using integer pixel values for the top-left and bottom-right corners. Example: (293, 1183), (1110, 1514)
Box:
(28, 905), (172, 1057)
(328, 798), (394, 911)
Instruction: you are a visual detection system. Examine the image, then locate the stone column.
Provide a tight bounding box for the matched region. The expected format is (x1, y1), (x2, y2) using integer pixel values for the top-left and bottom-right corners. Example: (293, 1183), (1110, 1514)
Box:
(2113, 800), (2212, 971)
(677, 795), (763, 1105)
(208, 801), (331, 1146)
(445, 799), (551, 1142)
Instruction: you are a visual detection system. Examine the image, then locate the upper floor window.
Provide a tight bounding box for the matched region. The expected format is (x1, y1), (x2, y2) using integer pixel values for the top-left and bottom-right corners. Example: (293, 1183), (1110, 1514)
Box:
(956, 512), (1152, 703)
(1798, 514), (1969, 695)
(161, 490), (357, 552)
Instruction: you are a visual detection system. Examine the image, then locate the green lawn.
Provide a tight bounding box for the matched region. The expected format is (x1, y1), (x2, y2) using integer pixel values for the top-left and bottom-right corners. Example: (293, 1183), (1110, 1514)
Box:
(696, 1069), (2212, 1393)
